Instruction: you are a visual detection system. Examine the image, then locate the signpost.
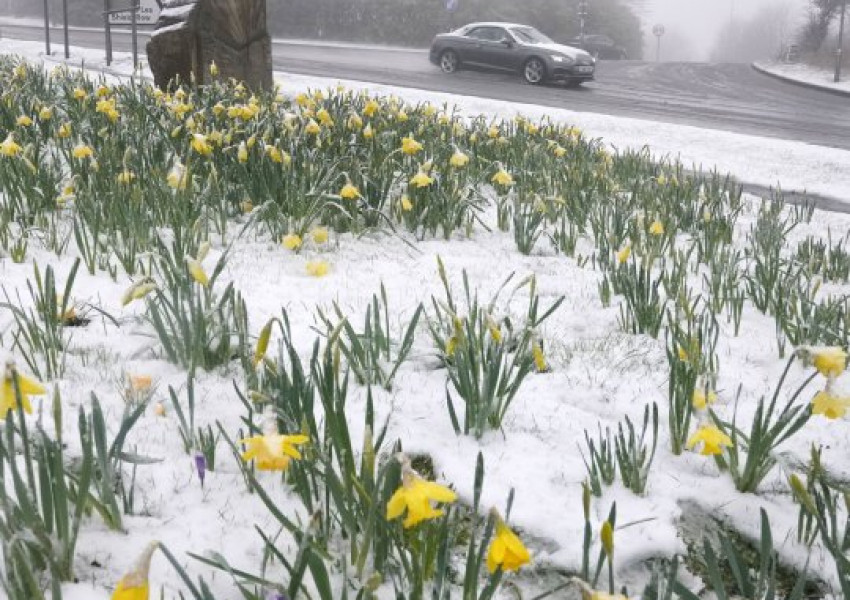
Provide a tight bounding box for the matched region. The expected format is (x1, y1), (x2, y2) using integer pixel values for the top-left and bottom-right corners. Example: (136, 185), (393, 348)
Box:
(578, 1), (589, 48)
(42, 0), (51, 55)
(652, 23), (665, 63)
(107, 0), (159, 25)
(103, 0), (159, 69)
(836, 0), (847, 83)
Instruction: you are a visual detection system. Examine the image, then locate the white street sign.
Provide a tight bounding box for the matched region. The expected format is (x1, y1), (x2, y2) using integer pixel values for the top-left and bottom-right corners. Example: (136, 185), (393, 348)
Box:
(108, 0), (160, 26)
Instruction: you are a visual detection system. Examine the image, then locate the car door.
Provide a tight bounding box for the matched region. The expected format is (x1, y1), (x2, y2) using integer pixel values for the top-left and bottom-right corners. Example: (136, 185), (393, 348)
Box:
(466, 26), (517, 71)
(457, 27), (490, 65)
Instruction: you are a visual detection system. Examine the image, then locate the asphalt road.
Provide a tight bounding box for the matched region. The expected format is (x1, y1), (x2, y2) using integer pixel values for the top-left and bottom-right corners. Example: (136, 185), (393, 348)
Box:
(3, 22), (849, 152)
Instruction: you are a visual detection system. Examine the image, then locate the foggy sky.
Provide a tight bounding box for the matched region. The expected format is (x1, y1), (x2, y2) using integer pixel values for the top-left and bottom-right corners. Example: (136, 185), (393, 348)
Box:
(635, 0), (808, 60)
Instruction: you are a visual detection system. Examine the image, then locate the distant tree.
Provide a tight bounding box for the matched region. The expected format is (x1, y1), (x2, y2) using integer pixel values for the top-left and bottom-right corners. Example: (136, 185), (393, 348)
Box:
(797, 0), (842, 52)
(711, 0), (800, 62)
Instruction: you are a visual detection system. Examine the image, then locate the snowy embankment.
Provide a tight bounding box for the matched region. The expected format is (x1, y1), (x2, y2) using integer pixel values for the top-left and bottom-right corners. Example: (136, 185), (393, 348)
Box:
(753, 60), (850, 97)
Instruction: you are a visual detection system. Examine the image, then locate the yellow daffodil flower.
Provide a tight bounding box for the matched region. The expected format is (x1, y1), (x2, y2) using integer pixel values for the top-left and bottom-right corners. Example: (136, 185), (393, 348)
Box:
(401, 135), (423, 155)
(347, 113), (363, 130)
(340, 183), (360, 200)
(590, 592), (629, 600)
(282, 233), (302, 251)
(532, 340), (549, 373)
(209, 61), (219, 77)
(265, 145), (283, 163)
(311, 227), (329, 244)
(486, 511), (530, 573)
(191, 133), (212, 156)
(129, 375), (153, 392)
(804, 347), (848, 379)
(317, 108), (334, 127)
(1, 362), (46, 417)
(617, 244), (631, 264)
(57, 122), (72, 138)
(812, 390), (850, 419)
(553, 145), (567, 157)
(687, 424), (733, 456)
(73, 87), (87, 100)
(38, 106), (53, 121)
(386, 461), (457, 528)
(185, 256), (209, 287)
(363, 123), (374, 139)
(16, 115), (32, 127)
(400, 194), (413, 212)
(649, 220), (664, 236)
(410, 170), (434, 188)
(167, 162), (188, 190)
(241, 430), (309, 471)
(304, 119), (321, 135)
(488, 126), (500, 139)
(692, 386), (717, 411)
(121, 278), (158, 306)
(111, 541), (159, 600)
(117, 170), (136, 185)
(491, 168), (514, 187)
(450, 150), (470, 168)
(72, 144), (94, 159)
(363, 99), (380, 117)
(306, 260), (330, 277)
(237, 141), (248, 163)
(0, 134), (22, 157)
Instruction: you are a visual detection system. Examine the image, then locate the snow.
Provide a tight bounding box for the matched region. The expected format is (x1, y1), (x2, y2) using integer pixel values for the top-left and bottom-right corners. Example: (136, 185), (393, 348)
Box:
(1, 39), (850, 599)
(158, 3), (195, 20)
(754, 60), (850, 95)
(150, 21), (187, 38)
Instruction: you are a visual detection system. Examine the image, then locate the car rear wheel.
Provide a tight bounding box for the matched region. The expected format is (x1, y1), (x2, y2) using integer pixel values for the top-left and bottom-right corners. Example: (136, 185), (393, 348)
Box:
(440, 50), (460, 74)
(523, 58), (546, 84)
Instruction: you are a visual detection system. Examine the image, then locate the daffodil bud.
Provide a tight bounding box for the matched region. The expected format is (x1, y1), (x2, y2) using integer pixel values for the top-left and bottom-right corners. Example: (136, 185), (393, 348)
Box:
(253, 319), (273, 368)
(789, 474), (817, 514)
(601, 520), (614, 558)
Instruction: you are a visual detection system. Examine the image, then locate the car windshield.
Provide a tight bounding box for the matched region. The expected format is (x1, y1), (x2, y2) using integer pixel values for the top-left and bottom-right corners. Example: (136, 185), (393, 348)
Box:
(510, 27), (553, 45)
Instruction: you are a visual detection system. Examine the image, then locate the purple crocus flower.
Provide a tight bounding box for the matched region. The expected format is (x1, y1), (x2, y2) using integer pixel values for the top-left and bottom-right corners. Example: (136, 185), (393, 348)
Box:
(194, 452), (207, 487)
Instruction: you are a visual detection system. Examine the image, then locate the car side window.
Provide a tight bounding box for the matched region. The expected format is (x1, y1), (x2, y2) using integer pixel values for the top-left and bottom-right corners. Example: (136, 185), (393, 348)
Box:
(466, 27), (506, 42)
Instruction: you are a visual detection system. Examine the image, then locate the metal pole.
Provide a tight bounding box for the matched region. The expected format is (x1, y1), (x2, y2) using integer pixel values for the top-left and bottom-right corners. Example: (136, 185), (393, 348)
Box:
(62, 0), (69, 59)
(42, 0), (51, 55)
(104, 0), (112, 66)
(131, 2), (138, 70)
(836, 0), (847, 83)
(656, 36), (660, 62)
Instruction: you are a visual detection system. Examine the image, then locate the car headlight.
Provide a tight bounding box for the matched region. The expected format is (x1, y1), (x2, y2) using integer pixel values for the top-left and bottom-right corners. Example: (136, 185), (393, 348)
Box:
(551, 55), (574, 65)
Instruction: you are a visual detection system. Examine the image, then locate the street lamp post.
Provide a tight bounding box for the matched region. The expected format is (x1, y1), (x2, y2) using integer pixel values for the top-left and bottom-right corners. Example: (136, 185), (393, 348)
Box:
(578, 1), (589, 48)
(42, 0), (51, 55)
(836, 0), (847, 83)
(653, 23), (665, 62)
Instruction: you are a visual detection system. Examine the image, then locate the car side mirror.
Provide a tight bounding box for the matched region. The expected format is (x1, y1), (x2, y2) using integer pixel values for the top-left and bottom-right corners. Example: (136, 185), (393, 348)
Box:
(501, 39), (514, 48)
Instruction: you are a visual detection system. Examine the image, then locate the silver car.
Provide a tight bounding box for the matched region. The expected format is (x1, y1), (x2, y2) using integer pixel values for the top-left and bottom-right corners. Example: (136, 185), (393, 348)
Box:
(429, 22), (596, 86)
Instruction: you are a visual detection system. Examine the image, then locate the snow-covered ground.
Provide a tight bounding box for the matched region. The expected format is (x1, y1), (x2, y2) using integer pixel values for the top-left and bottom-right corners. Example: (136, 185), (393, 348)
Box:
(754, 60), (850, 95)
(1, 39), (850, 599)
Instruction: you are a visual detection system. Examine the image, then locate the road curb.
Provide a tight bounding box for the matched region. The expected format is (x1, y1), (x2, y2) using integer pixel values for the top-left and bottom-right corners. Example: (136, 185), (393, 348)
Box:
(751, 62), (850, 98)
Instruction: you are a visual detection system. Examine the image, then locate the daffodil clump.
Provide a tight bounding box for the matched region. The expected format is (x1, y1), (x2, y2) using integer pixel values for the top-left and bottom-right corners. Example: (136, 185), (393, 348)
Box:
(2, 55), (850, 600)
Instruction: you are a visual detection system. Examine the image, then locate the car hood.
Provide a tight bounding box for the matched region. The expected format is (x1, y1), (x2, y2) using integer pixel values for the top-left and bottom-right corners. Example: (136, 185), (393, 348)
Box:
(528, 42), (593, 61)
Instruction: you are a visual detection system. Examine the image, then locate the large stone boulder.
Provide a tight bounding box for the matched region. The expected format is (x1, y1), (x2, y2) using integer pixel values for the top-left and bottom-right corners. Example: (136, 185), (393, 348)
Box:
(146, 0), (272, 91)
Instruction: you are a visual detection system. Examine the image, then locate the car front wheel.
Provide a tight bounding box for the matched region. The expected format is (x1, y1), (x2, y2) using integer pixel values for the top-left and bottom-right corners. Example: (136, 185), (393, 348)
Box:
(440, 50), (460, 74)
(523, 58), (546, 84)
